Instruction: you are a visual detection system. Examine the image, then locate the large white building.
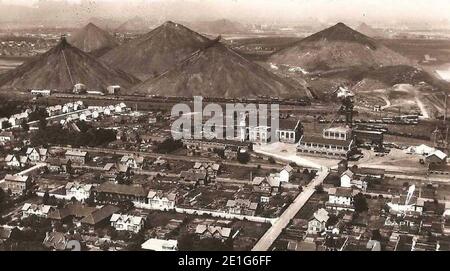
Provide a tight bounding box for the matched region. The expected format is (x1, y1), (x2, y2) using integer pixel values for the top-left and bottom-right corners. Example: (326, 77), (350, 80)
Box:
(297, 127), (356, 159)
(326, 187), (355, 211)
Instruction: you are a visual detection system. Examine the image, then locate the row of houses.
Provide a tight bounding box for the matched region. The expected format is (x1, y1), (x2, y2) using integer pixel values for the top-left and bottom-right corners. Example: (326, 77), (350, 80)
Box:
(0, 110), (31, 128)
(58, 103), (128, 125)
(5, 147), (48, 169)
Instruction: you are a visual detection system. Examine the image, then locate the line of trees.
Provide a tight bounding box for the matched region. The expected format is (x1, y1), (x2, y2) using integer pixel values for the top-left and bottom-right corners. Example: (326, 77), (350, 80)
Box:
(31, 122), (116, 148)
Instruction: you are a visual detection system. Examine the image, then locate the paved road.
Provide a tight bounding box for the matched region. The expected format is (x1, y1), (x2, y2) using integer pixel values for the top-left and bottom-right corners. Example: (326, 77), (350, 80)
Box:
(252, 168), (330, 251)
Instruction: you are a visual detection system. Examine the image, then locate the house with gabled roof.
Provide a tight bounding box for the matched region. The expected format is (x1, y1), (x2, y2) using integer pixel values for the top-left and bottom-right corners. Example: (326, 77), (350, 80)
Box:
(277, 119), (303, 144)
(340, 169), (354, 188)
(180, 170), (208, 186)
(326, 187), (356, 211)
(426, 150), (447, 165)
(307, 208), (329, 234)
(3, 174), (31, 195)
(146, 190), (178, 210)
(65, 182), (93, 202)
(43, 231), (69, 251)
(252, 176), (280, 195)
(195, 224), (232, 240)
(48, 203), (119, 228)
(65, 149), (88, 164)
(279, 164), (294, 183)
(22, 203), (56, 219)
(120, 154), (144, 169)
(226, 199), (258, 216)
(193, 162), (221, 178)
(110, 213), (145, 233)
(5, 154), (22, 168)
(26, 147), (48, 162)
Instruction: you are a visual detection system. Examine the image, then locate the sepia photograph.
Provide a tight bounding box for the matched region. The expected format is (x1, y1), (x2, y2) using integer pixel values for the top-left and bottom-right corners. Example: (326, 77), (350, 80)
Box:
(0, 0), (449, 260)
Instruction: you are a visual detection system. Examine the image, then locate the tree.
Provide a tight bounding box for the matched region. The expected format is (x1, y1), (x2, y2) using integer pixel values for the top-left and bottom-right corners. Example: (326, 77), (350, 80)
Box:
(38, 117), (47, 130)
(372, 229), (382, 241)
(315, 184), (324, 193)
(0, 187), (8, 214)
(326, 214), (339, 228)
(21, 121), (29, 131)
(177, 234), (195, 251)
(1, 120), (11, 129)
(353, 193), (368, 213)
(42, 191), (50, 205)
(268, 157), (276, 164)
(237, 151), (250, 164)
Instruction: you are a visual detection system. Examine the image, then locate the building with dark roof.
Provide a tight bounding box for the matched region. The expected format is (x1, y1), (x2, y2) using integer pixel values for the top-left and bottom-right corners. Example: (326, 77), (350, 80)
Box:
(93, 182), (148, 205)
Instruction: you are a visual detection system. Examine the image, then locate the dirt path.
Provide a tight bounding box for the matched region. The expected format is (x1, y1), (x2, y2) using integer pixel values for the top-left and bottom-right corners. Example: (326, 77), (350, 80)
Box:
(380, 95), (391, 110)
(415, 96), (430, 119)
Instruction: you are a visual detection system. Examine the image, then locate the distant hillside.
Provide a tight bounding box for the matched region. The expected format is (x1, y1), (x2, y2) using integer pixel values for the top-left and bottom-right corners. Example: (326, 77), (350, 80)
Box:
(356, 23), (387, 38)
(0, 37), (140, 92)
(269, 22), (411, 72)
(101, 21), (211, 81)
(189, 19), (245, 34)
(131, 40), (307, 98)
(68, 23), (118, 57)
(352, 65), (449, 92)
(115, 16), (154, 33)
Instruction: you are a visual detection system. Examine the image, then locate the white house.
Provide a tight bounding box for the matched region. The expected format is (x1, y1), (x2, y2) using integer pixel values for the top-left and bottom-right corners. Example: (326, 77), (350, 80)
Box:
(9, 112), (29, 126)
(79, 110), (92, 121)
(26, 147), (48, 162)
(307, 208), (329, 235)
(327, 187), (355, 211)
(277, 120), (303, 144)
(46, 105), (62, 116)
(249, 126), (271, 144)
(104, 105), (115, 115)
(340, 169), (354, 188)
(0, 132), (14, 145)
(120, 155), (144, 169)
(145, 190), (177, 210)
(73, 83), (87, 94)
(63, 103), (74, 114)
(279, 164), (294, 183)
(110, 214), (145, 233)
(107, 85), (121, 95)
(115, 103), (127, 113)
(5, 154), (22, 168)
(22, 203), (56, 219)
(65, 182), (93, 202)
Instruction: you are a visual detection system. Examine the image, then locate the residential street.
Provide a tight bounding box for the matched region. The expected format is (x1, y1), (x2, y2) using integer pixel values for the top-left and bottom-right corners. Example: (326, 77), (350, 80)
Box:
(252, 168), (330, 251)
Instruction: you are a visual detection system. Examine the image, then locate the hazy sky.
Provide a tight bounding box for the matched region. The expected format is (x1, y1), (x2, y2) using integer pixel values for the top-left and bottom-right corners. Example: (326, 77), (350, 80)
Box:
(2, 0), (450, 25)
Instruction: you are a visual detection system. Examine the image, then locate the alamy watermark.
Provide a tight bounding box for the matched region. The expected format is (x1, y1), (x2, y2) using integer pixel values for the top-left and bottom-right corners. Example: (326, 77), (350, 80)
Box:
(171, 96), (280, 143)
